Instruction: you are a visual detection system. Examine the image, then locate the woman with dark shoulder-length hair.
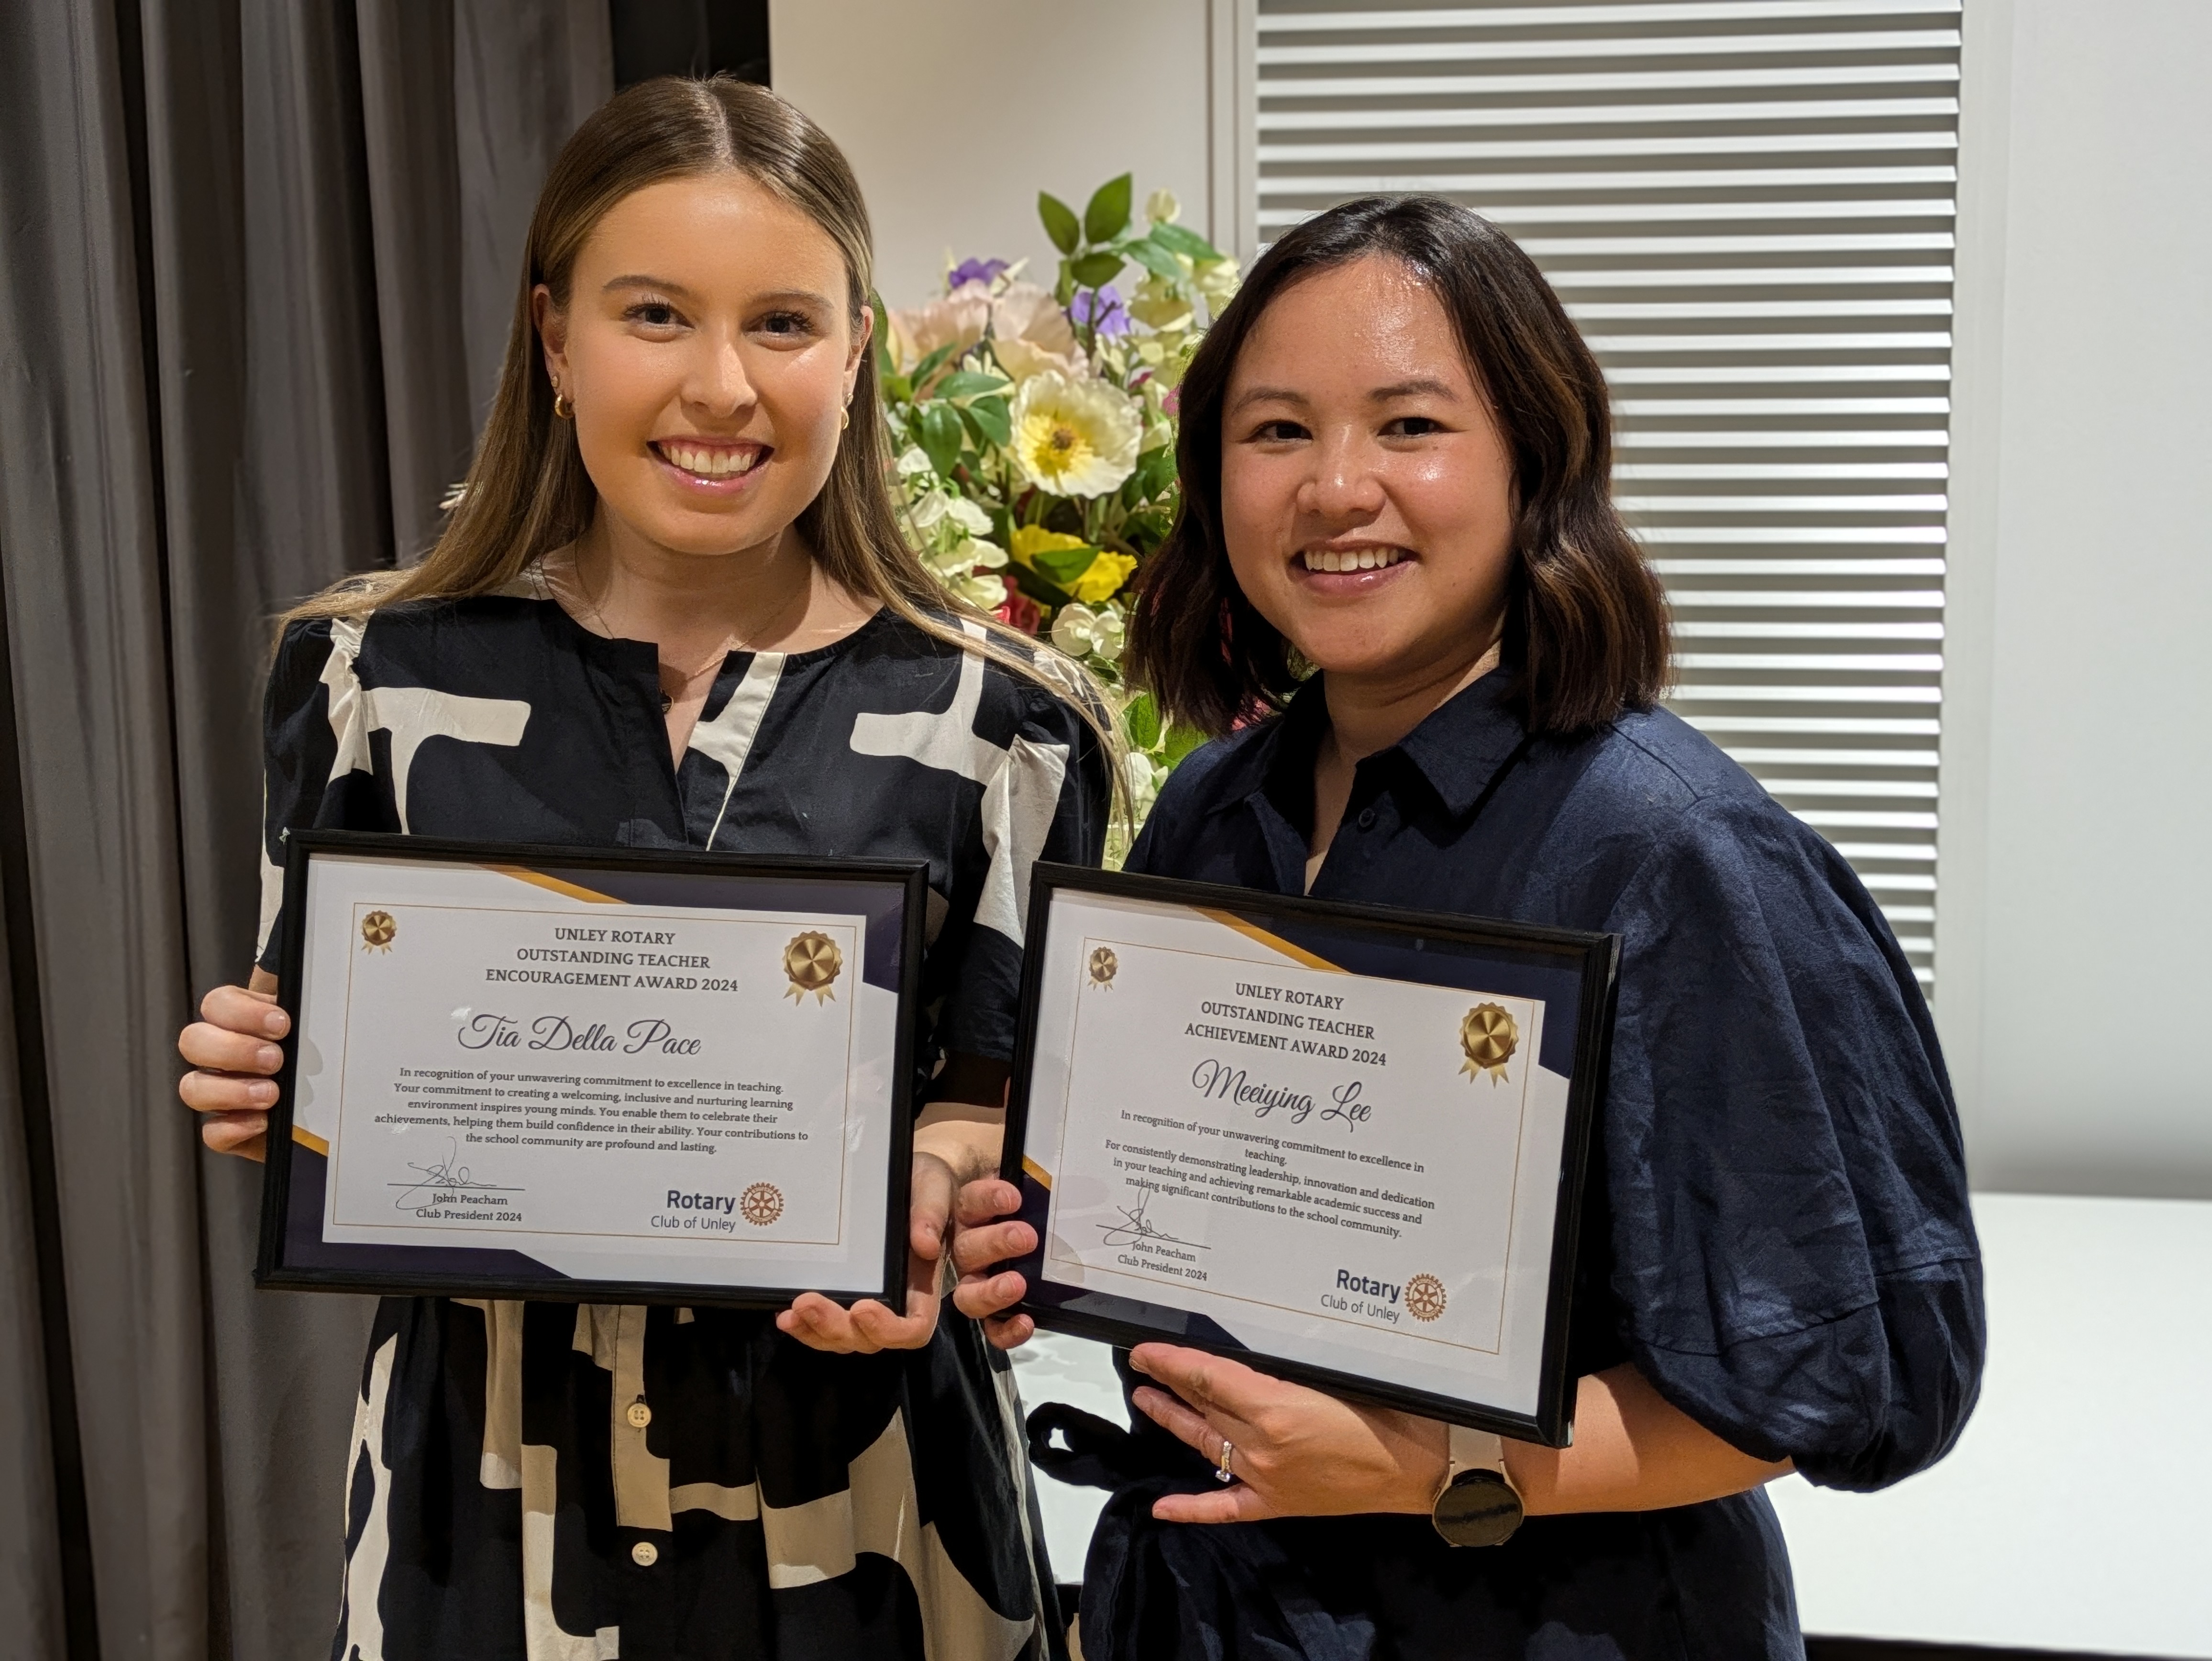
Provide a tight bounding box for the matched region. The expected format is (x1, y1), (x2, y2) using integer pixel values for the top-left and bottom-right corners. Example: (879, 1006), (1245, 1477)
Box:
(1042, 196), (1982, 1659)
(176, 76), (1103, 1661)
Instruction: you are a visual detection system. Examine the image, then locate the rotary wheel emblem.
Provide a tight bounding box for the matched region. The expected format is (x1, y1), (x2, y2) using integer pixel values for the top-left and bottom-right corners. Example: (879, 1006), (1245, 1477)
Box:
(1404, 1273), (1448, 1323)
(782, 931), (842, 1003)
(1087, 946), (1118, 989)
(740, 1183), (784, 1227)
(1459, 1002), (1517, 1084)
(360, 910), (397, 952)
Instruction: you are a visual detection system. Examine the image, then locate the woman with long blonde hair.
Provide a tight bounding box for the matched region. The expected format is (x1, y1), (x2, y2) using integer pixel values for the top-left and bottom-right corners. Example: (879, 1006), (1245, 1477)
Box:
(177, 77), (1095, 1660)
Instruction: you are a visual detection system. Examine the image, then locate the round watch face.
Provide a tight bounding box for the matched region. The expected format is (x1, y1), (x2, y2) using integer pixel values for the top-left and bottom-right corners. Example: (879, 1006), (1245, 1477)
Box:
(1431, 1469), (1525, 1548)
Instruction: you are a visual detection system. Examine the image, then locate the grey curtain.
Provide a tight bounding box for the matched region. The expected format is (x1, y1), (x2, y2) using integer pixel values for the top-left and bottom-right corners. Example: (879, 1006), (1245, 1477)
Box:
(0, 4), (611, 1657)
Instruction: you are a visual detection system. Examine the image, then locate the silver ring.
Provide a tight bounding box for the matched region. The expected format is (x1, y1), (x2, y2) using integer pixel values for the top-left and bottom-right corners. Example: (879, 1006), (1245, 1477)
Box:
(1214, 1439), (1235, 1484)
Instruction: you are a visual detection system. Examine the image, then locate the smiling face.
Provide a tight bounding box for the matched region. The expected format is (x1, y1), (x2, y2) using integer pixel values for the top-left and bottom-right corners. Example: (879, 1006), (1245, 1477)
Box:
(534, 171), (869, 559)
(1218, 256), (1516, 690)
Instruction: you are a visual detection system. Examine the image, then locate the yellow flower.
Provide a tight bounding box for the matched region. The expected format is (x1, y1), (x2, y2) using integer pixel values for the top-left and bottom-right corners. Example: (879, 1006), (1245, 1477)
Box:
(1010, 371), (1141, 497)
(1008, 525), (1091, 569)
(1069, 550), (1137, 605)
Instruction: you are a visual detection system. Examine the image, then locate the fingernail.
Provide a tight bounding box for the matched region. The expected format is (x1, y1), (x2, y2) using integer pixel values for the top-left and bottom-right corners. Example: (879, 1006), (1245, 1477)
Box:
(250, 1082), (278, 1105)
(256, 1046), (283, 1070)
(263, 1010), (288, 1036)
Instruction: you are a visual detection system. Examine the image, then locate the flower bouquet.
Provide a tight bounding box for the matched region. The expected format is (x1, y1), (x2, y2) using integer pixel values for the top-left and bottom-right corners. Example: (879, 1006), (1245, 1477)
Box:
(876, 174), (1239, 818)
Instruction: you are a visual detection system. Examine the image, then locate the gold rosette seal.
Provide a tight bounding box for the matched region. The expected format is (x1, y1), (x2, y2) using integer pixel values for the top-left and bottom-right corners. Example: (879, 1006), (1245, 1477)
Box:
(782, 931), (842, 1004)
(360, 909), (397, 952)
(1087, 946), (1118, 989)
(1459, 1002), (1517, 1084)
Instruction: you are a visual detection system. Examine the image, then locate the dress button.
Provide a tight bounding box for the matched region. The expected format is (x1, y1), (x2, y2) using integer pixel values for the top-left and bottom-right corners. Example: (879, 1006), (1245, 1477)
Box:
(626, 1401), (652, 1429)
(631, 1540), (659, 1567)
(1356, 808), (1377, 830)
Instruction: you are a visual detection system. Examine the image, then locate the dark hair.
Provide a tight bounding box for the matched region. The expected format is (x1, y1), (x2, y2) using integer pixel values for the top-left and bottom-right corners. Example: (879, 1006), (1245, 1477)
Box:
(1127, 195), (1668, 738)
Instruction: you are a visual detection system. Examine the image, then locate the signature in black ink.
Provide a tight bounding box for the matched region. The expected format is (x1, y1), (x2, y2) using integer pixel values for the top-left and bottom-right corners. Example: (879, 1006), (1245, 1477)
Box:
(388, 1140), (526, 1212)
(1096, 1186), (1208, 1251)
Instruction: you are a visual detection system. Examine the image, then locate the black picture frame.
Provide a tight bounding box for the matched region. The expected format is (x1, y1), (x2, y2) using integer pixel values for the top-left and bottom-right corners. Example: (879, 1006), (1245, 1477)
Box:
(999, 863), (1618, 1447)
(256, 830), (926, 1309)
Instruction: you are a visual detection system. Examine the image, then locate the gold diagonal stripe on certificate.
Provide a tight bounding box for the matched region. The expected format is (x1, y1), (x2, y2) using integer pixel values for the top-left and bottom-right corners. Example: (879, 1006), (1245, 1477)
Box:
(1023, 1156), (1053, 1190)
(484, 865), (624, 905)
(1196, 909), (1345, 974)
(293, 1125), (330, 1156)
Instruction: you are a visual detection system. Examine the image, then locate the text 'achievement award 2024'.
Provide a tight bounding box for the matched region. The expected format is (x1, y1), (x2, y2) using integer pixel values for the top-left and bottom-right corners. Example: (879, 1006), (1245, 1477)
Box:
(257, 832), (925, 1307)
(1001, 864), (1618, 1444)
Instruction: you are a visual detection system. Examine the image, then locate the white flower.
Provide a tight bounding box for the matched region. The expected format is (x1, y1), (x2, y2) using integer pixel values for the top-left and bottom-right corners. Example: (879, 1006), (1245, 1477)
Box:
(909, 489), (991, 539)
(1010, 371), (1141, 497)
(1051, 600), (1126, 664)
(989, 281), (1087, 384)
(889, 282), (991, 372)
(895, 446), (934, 477)
(1145, 188), (1181, 227)
(919, 535), (1008, 612)
(1195, 255), (1241, 311)
(1121, 750), (1166, 819)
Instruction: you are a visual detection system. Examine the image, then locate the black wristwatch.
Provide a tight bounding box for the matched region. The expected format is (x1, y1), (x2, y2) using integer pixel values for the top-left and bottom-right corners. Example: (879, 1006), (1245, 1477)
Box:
(1430, 1427), (1525, 1547)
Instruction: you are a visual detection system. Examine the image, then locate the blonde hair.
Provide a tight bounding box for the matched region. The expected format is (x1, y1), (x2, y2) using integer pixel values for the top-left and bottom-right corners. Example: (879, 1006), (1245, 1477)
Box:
(289, 76), (1120, 797)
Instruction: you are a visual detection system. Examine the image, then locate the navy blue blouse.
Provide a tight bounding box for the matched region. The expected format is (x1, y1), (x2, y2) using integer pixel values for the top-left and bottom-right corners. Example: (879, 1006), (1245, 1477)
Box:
(1065, 672), (1982, 1661)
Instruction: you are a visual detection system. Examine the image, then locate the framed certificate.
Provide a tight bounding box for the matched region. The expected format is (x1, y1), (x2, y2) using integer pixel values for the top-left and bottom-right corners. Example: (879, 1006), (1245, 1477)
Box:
(1001, 864), (1618, 1446)
(257, 831), (925, 1307)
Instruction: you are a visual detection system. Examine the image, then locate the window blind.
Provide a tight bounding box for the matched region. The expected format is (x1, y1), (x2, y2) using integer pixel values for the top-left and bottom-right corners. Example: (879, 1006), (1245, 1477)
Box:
(1249, 0), (1959, 988)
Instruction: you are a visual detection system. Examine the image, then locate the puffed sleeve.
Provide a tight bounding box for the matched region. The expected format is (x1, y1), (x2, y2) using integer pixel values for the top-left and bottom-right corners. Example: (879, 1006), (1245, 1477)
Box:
(1602, 793), (1983, 1491)
(255, 618), (346, 974)
(933, 684), (1109, 1063)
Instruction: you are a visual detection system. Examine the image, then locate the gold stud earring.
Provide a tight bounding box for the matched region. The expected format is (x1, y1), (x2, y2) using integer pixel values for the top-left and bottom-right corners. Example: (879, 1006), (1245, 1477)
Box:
(552, 386), (573, 420)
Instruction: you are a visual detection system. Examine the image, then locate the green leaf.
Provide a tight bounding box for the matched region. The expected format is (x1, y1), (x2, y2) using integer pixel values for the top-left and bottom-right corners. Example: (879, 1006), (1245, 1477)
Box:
(965, 394), (1011, 447)
(1135, 445), (1178, 500)
(1069, 250), (1125, 291)
(1121, 235), (1185, 280)
(1031, 543), (1101, 588)
(934, 369), (1010, 402)
(1010, 563), (1073, 610)
(1162, 720), (1209, 767)
(1084, 174), (1134, 244)
(880, 372), (913, 406)
(868, 290), (896, 376)
(1148, 221), (1220, 262)
(910, 341), (958, 387)
(1122, 506), (1174, 554)
(1123, 693), (1161, 752)
(1054, 261), (1076, 308)
(918, 402), (964, 479)
(1039, 192), (1082, 255)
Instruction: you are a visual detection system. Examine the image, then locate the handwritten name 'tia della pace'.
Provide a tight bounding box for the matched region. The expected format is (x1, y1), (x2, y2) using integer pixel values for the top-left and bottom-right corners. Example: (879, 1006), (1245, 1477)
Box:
(456, 1013), (702, 1056)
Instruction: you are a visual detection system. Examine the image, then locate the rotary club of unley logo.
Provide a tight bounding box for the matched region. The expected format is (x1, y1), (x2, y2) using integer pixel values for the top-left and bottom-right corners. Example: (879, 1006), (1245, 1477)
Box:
(360, 910), (397, 952)
(1087, 946), (1118, 989)
(1404, 1273), (1448, 1323)
(740, 1183), (784, 1227)
(782, 931), (842, 1003)
(1459, 1002), (1518, 1084)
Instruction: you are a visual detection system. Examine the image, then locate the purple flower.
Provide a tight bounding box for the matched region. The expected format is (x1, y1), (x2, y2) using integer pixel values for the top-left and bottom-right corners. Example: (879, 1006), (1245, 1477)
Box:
(949, 257), (1009, 290)
(1071, 283), (1131, 338)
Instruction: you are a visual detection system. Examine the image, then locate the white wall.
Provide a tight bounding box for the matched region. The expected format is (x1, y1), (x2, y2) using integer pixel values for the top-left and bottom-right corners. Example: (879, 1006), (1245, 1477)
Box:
(1938, 0), (2212, 1201)
(769, 0), (1214, 315)
(1020, 1195), (2212, 1658)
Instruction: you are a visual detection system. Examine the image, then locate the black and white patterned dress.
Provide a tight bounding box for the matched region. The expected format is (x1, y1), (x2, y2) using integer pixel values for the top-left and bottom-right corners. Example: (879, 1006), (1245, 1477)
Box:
(255, 571), (1104, 1661)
